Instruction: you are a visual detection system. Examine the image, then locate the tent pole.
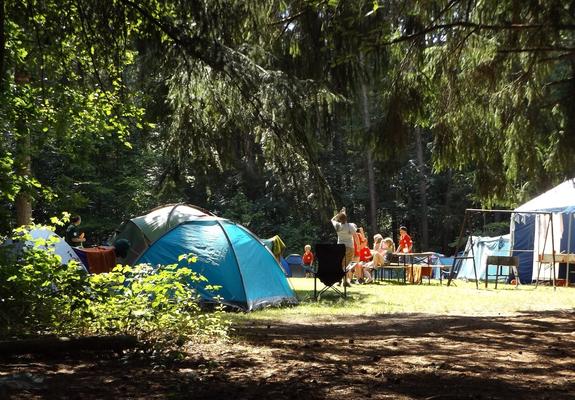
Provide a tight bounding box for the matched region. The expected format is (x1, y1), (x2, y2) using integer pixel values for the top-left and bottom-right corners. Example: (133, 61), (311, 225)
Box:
(509, 213), (515, 257)
(469, 235), (478, 289)
(567, 213), (573, 288)
(509, 213), (516, 283)
(550, 213), (556, 291)
(215, 220), (252, 310)
(448, 210), (469, 287)
(535, 213), (551, 288)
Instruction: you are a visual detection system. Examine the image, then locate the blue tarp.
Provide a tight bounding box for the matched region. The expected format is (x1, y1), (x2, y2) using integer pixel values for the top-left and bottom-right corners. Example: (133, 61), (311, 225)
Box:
(137, 218), (297, 311)
(511, 214), (536, 283)
(458, 235), (511, 280)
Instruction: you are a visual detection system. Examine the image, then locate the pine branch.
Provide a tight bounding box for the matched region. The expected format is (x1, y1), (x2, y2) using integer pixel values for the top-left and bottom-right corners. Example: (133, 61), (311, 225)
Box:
(498, 47), (575, 53)
(381, 21), (575, 46)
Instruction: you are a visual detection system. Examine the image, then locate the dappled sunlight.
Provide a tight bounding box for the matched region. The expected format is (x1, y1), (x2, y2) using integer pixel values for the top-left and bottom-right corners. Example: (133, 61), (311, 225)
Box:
(229, 311), (575, 399)
(2, 299), (574, 399)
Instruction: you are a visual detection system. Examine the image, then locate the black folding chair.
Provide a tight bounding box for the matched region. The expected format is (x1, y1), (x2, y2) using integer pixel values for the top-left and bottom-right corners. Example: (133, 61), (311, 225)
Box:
(314, 244), (347, 300)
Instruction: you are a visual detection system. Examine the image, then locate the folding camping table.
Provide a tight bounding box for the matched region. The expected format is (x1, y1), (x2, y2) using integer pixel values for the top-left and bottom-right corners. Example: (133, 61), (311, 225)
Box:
(538, 253), (575, 287)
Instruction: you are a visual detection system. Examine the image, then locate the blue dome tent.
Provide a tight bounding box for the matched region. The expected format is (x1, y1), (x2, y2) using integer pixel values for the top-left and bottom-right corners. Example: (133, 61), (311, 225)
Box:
(116, 205), (297, 311)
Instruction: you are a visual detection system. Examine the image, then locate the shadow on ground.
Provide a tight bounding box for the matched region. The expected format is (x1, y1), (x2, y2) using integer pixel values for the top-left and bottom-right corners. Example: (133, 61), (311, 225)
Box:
(1, 311), (574, 399)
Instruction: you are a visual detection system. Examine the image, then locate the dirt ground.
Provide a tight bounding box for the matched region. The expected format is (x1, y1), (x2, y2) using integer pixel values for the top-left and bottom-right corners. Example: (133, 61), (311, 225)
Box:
(1, 310), (574, 399)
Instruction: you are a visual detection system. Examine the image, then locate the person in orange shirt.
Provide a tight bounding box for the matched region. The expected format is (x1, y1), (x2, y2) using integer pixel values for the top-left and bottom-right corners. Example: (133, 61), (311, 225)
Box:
(397, 226), (418, 283)
(302, 244), (314, 277)
(397, 226), (413, 253)
(355, 236), (373, 283)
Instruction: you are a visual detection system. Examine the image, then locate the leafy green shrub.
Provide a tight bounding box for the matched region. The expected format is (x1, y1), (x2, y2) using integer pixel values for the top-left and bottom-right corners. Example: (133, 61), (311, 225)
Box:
(0, 225), (229, 351)
(0, 226), (90, 336)
(81, 259), (229, 350)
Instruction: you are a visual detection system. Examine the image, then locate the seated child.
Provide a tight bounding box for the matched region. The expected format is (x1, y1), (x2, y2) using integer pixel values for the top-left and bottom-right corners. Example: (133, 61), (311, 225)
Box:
(381, 237), (395, 264)
(356, 237), (373, 283)
(302, 244), (314, 277)
(367, 235), (395, 268)
(369, 234), (385, 267)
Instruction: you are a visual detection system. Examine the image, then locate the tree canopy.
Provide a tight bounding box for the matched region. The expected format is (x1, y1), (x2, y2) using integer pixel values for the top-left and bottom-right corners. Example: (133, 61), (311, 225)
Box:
(1, 0), (573, 253)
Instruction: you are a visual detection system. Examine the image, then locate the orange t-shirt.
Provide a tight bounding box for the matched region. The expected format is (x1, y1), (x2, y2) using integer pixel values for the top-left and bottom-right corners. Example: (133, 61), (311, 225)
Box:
(359, 247), (372, 262)
(399, 233), (413, 252)
(302, 251), (314, 265)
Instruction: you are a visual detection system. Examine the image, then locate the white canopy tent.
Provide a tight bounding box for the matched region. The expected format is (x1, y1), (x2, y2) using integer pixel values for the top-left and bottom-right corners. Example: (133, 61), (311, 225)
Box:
(512, 178), (575, 284)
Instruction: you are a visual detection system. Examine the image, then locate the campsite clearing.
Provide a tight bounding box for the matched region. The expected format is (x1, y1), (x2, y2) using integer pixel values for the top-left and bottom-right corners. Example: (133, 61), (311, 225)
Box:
(2, 279), (575, 399)
(235, 278), (575, 321)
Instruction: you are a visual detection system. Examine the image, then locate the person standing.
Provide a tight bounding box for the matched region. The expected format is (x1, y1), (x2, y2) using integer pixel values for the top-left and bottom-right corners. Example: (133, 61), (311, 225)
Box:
(397, 226), (418, 283)
(331, 207), (358, 286)
(397, 226), (413, 253)
(302, 244), (315, 278)
(65, 215), (86, 247)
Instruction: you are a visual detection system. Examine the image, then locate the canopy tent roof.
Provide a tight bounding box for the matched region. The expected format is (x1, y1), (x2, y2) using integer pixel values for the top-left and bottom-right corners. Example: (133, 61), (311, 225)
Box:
(511, 178), (575, 284)
(515, 178), (575, 213)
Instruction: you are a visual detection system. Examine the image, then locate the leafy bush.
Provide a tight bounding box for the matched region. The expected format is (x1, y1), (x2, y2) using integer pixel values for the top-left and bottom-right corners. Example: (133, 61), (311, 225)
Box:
(0, 226), (90, 336)
(0, 225), (229, 351)
(81, 259), (229, 350)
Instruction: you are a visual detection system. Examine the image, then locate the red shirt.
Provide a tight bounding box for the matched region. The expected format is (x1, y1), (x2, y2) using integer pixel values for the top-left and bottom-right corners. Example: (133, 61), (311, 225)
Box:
(302, 251), (314, 265)
(399, 233), (413, 252)
(359, 247), (372, 262)
(354, 232), (365, 256)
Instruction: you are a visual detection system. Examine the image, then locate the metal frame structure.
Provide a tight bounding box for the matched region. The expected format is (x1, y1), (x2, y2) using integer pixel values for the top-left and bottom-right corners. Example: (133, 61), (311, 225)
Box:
(447, 209), (557, 289)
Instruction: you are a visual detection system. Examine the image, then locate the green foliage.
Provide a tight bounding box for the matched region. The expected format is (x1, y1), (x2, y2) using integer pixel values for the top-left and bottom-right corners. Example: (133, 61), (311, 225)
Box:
(1, 0), (148, 228)
(475, 222), (510, 238)
(3, 0), (574, 265)
(394, 0), (575, 204)
(219, 192), (266, 229)
(0, 225), (90, 336)
(83, 261), (229, 349)
(0, 225), (229, 351)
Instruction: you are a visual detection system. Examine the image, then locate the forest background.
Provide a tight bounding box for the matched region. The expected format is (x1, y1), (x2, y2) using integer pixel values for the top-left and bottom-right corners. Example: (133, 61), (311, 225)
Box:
(1, 0), (574, 255)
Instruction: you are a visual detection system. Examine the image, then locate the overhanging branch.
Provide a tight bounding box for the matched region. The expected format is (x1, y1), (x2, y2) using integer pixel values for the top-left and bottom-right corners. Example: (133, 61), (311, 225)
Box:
(382, 21), (575, 46)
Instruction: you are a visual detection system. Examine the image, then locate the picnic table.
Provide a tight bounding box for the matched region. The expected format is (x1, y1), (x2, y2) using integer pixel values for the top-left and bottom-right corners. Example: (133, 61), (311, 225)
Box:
(378, 252), (446, 284)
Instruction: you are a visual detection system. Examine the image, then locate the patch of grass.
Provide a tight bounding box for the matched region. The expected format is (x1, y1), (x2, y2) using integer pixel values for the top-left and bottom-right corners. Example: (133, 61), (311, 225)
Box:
(233, 278), (575, 323)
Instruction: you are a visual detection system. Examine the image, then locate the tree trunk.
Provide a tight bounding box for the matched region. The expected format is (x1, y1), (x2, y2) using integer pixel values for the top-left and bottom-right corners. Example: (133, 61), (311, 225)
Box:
(15, 89), (33, 226)
(0, 0), (5, 90)
(15, 137), (33, 226)
(0, 335), (139, 356)
(360, 78), (377, 236)
(415, 127), (429, 250)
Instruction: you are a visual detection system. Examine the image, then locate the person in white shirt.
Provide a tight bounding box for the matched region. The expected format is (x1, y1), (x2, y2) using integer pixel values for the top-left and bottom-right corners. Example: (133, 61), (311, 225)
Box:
(331, 207), (358, 286)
